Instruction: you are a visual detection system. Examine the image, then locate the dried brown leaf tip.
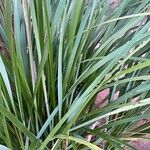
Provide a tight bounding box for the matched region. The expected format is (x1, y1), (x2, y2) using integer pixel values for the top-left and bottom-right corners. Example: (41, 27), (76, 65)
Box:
(0, 38), (10, 59)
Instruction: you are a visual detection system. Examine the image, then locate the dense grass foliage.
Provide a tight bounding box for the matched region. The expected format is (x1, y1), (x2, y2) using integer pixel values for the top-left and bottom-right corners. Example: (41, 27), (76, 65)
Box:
(0, 0), (150, 149)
